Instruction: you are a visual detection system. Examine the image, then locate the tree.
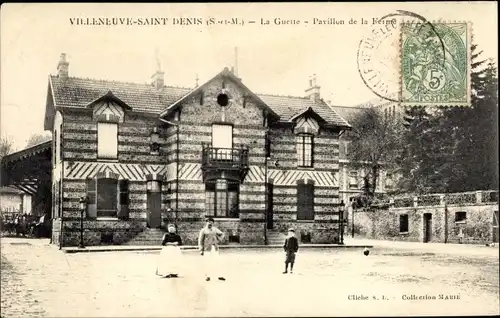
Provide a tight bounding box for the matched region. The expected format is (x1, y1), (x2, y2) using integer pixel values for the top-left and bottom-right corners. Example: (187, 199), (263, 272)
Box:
(25, 133), (51, 148)
(0, 136), (14, 160)
(346, 107), (404, 205)
(441, 52), (498, 191)
(398, 44), (498, 193)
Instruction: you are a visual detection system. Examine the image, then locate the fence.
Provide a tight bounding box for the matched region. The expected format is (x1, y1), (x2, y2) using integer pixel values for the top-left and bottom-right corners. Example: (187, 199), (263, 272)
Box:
(385, 190), (498, 209)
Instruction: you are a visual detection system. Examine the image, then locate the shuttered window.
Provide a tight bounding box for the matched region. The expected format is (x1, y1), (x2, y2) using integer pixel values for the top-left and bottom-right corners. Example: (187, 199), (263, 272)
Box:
(97, 122), (118, 159)
(96, 178), (118, 217)
(297, 181), (314, 220)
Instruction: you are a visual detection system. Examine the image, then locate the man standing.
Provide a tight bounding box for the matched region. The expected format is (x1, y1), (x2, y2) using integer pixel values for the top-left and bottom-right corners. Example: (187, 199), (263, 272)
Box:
(198, 217), (226, 281)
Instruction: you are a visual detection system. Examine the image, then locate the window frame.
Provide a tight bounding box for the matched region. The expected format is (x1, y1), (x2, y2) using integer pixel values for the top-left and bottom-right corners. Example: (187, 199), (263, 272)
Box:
(399, 214), (409, 233)
(349, 170), (358, 189)
(86, 177), (130, 219)
(97, 122), (118, 160)
(205, 179), (239, 218)
(296, 133), (314, 168)
(455, 211), (467, 224)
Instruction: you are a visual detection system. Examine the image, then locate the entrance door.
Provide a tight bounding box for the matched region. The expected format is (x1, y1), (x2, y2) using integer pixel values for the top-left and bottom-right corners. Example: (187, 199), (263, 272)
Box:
(147, 181), (162, 229)
(267, 183), (274, 229)
(423, 213), (432, 243)
(493, 210), (499, 243)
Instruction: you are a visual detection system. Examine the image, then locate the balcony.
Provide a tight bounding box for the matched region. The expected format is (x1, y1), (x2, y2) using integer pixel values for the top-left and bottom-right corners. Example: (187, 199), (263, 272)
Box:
(201, 144), (249, 182)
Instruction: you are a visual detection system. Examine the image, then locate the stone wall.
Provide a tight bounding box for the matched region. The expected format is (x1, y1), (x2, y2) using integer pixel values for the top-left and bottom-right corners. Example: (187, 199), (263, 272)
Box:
(349, 190), (499, 244)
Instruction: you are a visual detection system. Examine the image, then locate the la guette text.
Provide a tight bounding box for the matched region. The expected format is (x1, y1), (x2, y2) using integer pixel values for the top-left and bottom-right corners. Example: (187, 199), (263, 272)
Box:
(69, 17), (396, 27)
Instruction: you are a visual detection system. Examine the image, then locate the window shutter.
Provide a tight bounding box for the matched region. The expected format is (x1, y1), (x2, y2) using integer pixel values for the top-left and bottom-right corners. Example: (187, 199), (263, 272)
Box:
(305, 183), (314, 220)
(297, 183), (306, 220)
(118, 180), (129, 219)
(86, 178), (97, 218)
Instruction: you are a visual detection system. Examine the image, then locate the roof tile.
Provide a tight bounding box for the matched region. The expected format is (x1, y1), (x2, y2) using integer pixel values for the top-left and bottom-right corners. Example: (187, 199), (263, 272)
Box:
(49, 75), (350, 127)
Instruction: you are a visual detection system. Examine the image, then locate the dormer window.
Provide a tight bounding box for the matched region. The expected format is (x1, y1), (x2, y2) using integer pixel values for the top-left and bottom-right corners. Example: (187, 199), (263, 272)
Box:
(297, 133), (313, 167)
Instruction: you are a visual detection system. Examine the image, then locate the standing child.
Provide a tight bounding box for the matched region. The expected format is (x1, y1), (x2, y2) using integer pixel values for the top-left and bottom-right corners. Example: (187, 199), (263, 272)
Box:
(283, 228), (299, 274)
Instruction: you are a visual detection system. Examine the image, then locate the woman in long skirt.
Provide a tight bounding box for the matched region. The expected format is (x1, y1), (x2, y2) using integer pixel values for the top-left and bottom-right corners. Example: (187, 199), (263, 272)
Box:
(156, 224), (183, 278)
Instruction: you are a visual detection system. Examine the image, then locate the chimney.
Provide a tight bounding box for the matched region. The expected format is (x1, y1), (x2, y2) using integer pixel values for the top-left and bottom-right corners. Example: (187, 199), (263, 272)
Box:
(305, 73), (321, 102)
(151, 70), (165, 90)
(57, 53), (69, 80)
(152, 49), (165, 89)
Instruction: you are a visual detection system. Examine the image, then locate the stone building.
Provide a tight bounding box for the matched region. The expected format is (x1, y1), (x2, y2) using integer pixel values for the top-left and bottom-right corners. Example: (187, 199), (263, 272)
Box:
(44, 54), (355, 247)
(0, 186), (31, 214)
(351, 190), (499, 244)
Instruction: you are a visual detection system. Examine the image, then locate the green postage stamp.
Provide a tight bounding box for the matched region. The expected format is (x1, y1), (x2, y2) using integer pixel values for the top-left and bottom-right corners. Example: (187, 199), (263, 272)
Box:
(401, 22), (471, 107)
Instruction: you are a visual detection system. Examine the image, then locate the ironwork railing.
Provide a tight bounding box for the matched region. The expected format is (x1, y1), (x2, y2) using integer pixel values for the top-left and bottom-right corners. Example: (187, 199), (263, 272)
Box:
(201, 145), (249, 169)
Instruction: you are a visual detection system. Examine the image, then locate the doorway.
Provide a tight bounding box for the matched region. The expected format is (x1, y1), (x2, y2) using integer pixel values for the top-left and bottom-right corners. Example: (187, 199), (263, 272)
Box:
(147, 181), (162, 229)
(423, 213), (432, 243)
(267, 182), (274, 229)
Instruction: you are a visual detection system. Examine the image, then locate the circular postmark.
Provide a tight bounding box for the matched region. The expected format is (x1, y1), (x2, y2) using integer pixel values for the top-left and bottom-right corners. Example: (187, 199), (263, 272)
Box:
(357, 10), (446, 103)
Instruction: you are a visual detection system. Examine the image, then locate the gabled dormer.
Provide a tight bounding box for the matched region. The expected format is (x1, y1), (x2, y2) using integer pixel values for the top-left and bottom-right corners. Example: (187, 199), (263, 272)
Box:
(86, 90), (132, 123)
(86, 91), (132, 160)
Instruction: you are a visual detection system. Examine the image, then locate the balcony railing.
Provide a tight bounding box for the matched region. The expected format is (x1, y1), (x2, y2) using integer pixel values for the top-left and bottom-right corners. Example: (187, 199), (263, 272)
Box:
(201, 145), (249, 170)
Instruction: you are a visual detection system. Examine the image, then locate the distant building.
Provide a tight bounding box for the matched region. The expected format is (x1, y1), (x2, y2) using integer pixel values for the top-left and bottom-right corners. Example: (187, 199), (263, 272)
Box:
(332, 100), (399, 205)
(0, 186), (31, 215)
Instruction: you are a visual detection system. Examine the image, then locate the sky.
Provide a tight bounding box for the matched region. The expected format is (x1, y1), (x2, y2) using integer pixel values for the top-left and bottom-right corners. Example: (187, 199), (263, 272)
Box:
(1, 2), (498, 151)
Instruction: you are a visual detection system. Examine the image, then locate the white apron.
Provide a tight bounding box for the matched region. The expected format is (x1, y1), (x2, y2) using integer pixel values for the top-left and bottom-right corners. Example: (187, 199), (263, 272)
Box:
(157, 245), (183, 276)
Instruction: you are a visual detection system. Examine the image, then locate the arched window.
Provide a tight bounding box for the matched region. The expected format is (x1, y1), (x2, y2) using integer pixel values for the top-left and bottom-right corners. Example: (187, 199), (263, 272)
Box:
(296, 133), (314, 167)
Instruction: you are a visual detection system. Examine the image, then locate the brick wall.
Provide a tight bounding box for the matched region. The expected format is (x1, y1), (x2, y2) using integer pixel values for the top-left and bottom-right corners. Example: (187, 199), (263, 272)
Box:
(52, 74), (346, 246)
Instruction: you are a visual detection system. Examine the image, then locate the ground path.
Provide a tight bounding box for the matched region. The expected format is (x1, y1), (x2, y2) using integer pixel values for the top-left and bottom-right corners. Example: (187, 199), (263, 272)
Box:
(1, 237), (498, 317)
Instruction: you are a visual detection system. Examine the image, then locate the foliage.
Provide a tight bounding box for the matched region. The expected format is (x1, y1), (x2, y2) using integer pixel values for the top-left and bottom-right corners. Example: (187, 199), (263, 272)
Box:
(346, 107), (404, 205)
(0, 136), (14, 160)
(397, 44), (498, 193)
(25, 133), (51, 148)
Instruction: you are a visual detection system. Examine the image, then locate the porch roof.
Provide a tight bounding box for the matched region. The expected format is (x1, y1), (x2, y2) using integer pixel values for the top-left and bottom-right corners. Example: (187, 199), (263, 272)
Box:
(1, 140), (52, 196)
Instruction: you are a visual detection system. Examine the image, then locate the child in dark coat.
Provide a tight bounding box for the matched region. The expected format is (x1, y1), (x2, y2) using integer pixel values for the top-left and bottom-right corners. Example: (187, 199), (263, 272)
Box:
(283, 228), (299, 274)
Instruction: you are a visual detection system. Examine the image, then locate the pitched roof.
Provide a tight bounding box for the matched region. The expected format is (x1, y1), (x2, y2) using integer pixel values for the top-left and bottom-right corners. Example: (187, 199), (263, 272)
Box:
(50, 75), (189, 114)
(259, 94), (350, 127)
(161, 67), (280, 119)
(329, 106), (366, 122)
(0, 186), (24, 195)
(48, 73), (350, 127)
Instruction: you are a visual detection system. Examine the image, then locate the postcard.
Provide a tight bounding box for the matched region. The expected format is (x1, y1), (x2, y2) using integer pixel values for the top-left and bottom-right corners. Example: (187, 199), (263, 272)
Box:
(1, 2), (498, 317)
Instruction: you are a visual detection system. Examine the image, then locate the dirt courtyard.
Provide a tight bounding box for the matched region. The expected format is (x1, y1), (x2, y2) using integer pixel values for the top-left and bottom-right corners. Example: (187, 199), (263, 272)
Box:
(1, 237), (498, 317)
